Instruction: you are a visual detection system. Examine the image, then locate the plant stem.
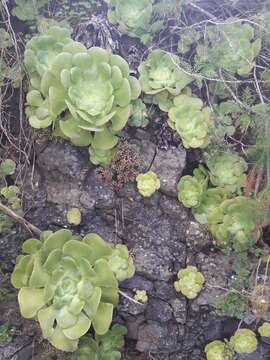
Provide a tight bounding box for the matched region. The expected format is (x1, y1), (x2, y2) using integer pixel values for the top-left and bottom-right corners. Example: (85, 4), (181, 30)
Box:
(119, 290), (144, 305)
(0, 201), (41, 236)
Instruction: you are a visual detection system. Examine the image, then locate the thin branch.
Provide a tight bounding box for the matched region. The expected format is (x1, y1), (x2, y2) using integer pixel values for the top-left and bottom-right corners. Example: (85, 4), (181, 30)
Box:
(0, 201), (41, 236)
(119, 290), (144, 305)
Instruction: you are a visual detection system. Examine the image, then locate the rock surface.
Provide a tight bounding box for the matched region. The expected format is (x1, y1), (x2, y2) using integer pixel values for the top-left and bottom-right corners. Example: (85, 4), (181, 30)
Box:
(0, 137), (265, 360)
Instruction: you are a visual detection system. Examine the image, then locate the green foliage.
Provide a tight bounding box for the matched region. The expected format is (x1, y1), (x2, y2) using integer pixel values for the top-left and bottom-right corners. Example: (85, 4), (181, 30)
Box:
(177, 168), (208, 208)
(192, 187), (228, 225)
(231, 251), (256, 289)
(0, 324), (14, 342)
(195, 20), (261, 76)
(12, 0), (48, 22)
(206, 152), (248, 194)
(205, 340), (234, 360)
(54, 0), (98, 26)
(174, 265), (205, 299)
(11, 230), (135, 352)
(139, 49), (193, 97)
(0, 29), (13, 49)
(247, 104), (270, 176)
(128, 99), (149, 128)
(72, 324), (127, 360)
(168, 94), (212, 148)
(24, 26), (141, 165)
(153, 0), (187, 17)
(67, 208), (82, 226)
(208, 196), (262, 252)
(258, 322), (270, 337)
(177, 28), (197, 54)
(106, 0), (164, 44)
(0, 30), (22, 88)
(136, 171), (160, 197)
(211, 101), (252, 142)
(216, 292), (249, 319)
(230, 329), (258, 354)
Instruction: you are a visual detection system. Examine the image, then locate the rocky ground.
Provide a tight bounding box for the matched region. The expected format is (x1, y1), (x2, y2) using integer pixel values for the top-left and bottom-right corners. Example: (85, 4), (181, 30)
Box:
(1, 127), (270, 360)
(1, 1), (270, 359)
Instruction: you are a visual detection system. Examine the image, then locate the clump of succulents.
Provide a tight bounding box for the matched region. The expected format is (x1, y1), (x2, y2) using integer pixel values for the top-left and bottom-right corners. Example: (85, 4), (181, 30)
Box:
(128, 99), (149, 128)
(72, 324), (127, 360)
(174, 265), (205, 299)
(24, 26), (141, 165)
(205, 340), (234, 360)
(136, 171), (160, 197)
(196, 20), (261, 76)
(206, 152), (248, 194)
(11, 230), (135, 351)
(139, 49), (193, 106)
(192, 187), (228, 225)
(168, 94), (212, 148)
(105, 0), (164, 44)
(208, 196), (262, 252)
(177, 168), (208, 208)
(258, 322), (270, 337)
(230, 329), (258, 353)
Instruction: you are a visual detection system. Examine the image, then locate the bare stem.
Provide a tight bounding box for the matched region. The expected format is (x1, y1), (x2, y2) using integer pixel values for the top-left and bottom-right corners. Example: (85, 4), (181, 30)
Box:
(0, 202), (41, 236)
(119, 290), (144, 305)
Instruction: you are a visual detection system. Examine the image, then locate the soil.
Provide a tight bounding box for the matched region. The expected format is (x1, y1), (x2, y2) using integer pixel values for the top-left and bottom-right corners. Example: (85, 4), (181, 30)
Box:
(1, 1), (270, 360)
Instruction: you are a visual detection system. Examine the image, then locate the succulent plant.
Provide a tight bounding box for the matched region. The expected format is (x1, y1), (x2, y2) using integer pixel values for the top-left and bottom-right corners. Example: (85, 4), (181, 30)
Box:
(139, 49), (193, 97)
(12, 0), (49, 22)
(0, 30), (22, 88)
(206, 152), (248, 194)
(0, 160), (22, 234)
(205, 340), (234, 360)
(208, 196), (262, 252)
(168, 94), (212, 148)
(1, 186), (21, 211)
(192, 188), (228, 224)
(105, 0), (164, 44)
(258, 322), (270, 337)
(177, 28), (197, 54)
(11, 230), (135, 351)
(0, 29), (13, 49)
(136, 171), (160, 197)
(24, 26), (72, 85)
(24, 26), (141, 165)
(230, 329), (258, 353)
(177, 168), (208, 208)
(0, 159), (16, 178)
(196, 20), (261, 76)
(134, 290), (148, 303)
(128, 99), (149, 128)
(174, 265), (205, 299)
(143, 86), (192, 113)
(72, 324), (127, 360)
(67, 208), (82, 226)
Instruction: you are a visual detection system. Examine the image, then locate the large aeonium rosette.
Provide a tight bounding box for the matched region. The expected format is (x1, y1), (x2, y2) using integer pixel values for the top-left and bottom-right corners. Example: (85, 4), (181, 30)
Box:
(24, 27), (141, 165)
(11, 230), (135, 352)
